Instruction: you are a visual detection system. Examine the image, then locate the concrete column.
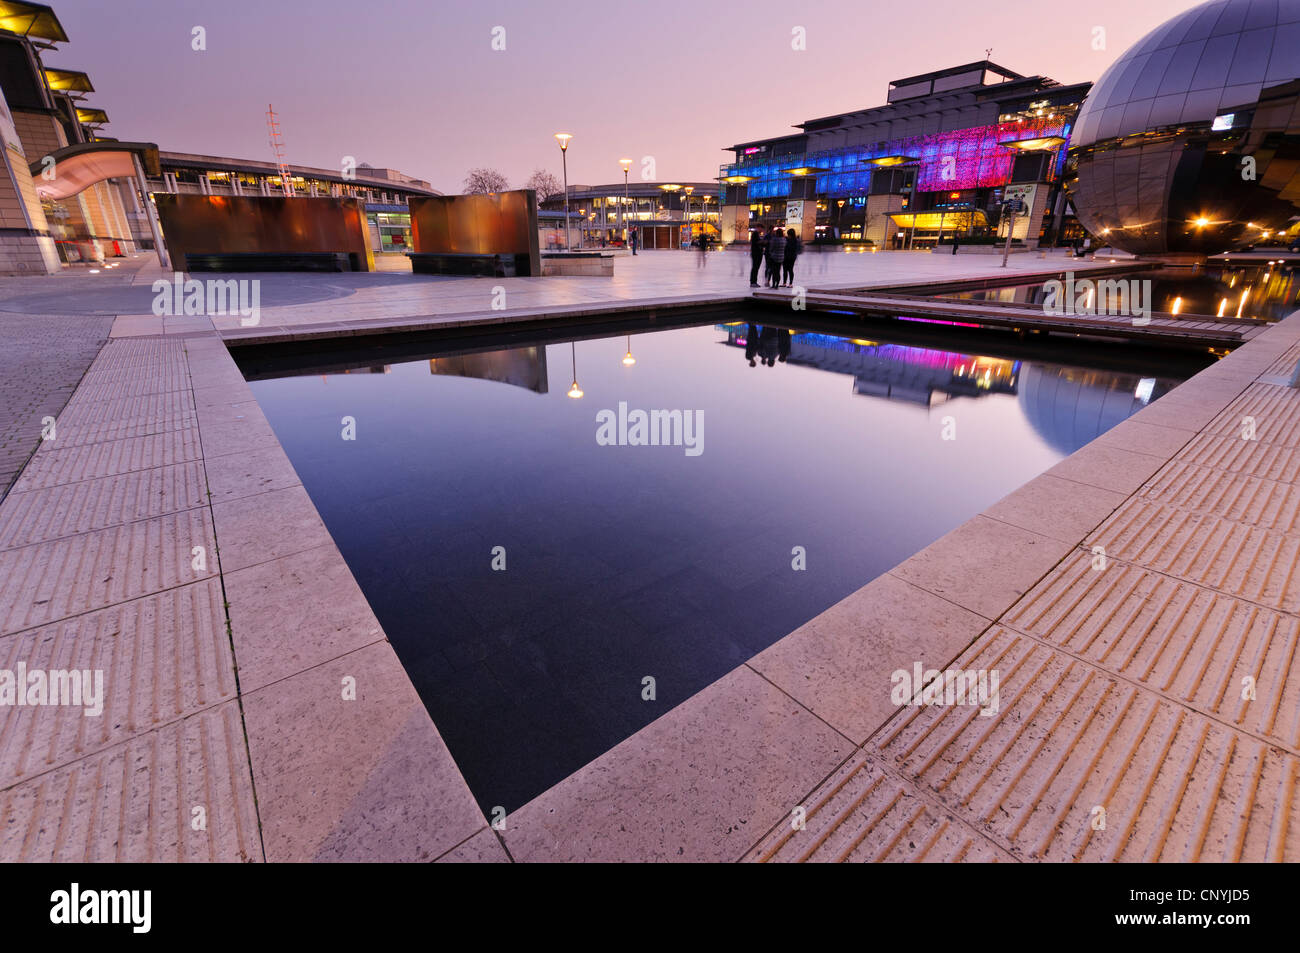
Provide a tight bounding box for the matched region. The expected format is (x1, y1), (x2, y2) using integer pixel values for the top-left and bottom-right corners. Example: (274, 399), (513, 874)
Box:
(133, 154), (169, 268)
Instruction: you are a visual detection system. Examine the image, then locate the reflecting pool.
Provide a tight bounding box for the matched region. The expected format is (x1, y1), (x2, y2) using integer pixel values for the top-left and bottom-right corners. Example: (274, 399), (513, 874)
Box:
(246, 320), (1203, 812)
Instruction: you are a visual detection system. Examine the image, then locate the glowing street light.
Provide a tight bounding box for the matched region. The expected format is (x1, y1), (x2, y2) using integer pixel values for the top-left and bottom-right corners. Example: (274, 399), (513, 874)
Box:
(622, 334), (636, 366)
(555, 133), (573, 250)
(567, 341), (583, 398)
(619, 158), (632, 239)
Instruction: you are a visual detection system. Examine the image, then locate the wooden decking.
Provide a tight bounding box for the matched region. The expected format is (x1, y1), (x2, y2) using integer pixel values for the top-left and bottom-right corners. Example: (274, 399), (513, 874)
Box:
(752, 288), (1269, 347)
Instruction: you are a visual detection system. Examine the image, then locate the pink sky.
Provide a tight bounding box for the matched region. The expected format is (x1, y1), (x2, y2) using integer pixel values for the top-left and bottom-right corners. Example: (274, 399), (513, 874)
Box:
(48, 0), (1206, 191)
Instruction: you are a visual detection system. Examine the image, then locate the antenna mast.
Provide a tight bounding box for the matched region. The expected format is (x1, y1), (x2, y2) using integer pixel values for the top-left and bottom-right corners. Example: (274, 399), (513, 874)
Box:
(266, 104), (293, 197)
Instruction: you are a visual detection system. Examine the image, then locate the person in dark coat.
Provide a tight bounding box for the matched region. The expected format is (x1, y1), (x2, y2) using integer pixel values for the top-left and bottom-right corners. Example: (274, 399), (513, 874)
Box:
(749, 227), (766, 286)
(744, 322), (760, 366)
(765, 228), (786, 288)
(630, 227), (639, 255)
(782, 228), (800, 286)
(758, 325), (779, 366)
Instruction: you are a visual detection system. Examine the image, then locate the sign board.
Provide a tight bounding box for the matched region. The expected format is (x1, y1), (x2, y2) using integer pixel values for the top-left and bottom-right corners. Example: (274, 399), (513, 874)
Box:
(1002, 184), (1037, 214)
(785, 200), (804, 230)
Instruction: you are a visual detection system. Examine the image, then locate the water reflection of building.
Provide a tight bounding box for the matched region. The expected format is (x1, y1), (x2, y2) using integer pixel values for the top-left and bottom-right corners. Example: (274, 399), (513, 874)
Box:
(720, 325), (1018, 406)
(429, 347), (548, 394)
(943, 265), (1300, 321)
(1018, 364), (1174, 455)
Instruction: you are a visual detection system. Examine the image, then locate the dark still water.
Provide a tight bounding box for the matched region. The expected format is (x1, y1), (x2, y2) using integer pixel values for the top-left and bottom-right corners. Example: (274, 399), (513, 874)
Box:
(246, 320), (1197, 813)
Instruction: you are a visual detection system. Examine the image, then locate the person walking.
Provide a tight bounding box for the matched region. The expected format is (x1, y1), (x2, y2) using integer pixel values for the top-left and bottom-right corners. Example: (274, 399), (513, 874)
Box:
(749, 226), (766, 286)
(782, 228), (800, 286)
(630, 227), (639, 255)
(766, 227), (786, 289)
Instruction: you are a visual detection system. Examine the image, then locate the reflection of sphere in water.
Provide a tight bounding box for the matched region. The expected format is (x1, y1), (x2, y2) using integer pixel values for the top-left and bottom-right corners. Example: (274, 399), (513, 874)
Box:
(1018, 364), (1156, 456)
(1067, 0), (1300, 256)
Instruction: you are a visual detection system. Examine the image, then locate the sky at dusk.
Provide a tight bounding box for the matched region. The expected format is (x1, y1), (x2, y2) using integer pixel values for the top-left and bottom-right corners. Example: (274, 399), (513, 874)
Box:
(47, 0), (1207, 192)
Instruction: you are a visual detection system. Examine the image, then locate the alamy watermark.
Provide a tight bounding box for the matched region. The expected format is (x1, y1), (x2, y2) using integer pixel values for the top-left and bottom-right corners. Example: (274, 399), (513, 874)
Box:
(595, 402), (703, 456)
(152, 273), (260, 326)
(0, 664), (103, 716)
(891, 661), (999, 717)
(1042, 272), (1151, 325)
(50, 884), (150, 933)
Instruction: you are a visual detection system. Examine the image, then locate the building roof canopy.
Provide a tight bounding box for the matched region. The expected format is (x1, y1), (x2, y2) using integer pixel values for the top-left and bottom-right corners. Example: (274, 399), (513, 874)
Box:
(44, 67), (92, 92)
(30, 141), (159, 200)
(0, 1), (67, 42)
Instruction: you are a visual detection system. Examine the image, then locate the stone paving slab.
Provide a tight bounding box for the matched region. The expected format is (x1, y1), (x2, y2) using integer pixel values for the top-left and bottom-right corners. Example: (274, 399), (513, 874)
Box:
(241, 641), (484, 862)
(1141, 460), (1300, 531)
(435, 827), (511, 862)
(0, 701), (261, 862)
(0, 579), (237, 785)
(743, 750), (1012, 862)
(748, 573), (991, 744)
(1086, 500), (1300, 612)
(1003, 552), (1300, 751)
(0, 462), (208, 550)
(0, 507), (219, 636)
(500, 665), (854, 862)
(11, 429), (203, 491)
(867, 628), (1297, 862)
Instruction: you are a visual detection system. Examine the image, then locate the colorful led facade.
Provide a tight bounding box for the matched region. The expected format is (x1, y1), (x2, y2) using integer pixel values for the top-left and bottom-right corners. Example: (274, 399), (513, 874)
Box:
(720, 62), (1090, 247)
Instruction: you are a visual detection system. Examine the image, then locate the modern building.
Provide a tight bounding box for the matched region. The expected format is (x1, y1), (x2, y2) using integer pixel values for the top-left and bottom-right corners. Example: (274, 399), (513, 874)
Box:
(1067, 0), (1300, 257)
(145, 153), (440, 255)
(541, 181), (721, 248)
(0, 1), (110, 272)
(0, 1), (439, 273)
(719, 61), (1090, 249)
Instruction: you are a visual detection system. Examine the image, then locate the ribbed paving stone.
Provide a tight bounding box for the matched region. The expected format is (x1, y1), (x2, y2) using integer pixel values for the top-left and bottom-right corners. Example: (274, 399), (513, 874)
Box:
(0, 462), (209, 550)
(0, 702), (261, 862)
(0, 579), (237, 785)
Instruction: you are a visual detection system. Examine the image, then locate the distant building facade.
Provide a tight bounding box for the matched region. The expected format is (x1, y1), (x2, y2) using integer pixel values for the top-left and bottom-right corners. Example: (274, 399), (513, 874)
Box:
(719, 62), (1090, 249)
(541, 181), (721, 248)
(0, 2), (438, 273)
(146, 154), (440, 255)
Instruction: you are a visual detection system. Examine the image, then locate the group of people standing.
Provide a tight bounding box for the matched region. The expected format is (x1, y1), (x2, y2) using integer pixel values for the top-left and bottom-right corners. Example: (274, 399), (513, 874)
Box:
(749, 226), (801, 288)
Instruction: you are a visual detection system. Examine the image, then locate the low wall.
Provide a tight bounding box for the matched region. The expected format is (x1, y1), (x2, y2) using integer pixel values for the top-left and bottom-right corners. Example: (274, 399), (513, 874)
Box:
(541, 253), (614, 277)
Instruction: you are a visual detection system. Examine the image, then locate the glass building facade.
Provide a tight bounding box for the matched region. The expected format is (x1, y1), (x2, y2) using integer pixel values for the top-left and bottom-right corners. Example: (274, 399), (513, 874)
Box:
(1067, 0), (1300, 256)
(720, 62), (1089, 248)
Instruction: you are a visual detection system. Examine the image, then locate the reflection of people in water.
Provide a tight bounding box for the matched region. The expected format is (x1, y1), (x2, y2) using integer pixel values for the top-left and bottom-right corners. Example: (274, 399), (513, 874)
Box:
(745, 323), (760, 367)
(741, 325), (792, 367)
(759, 326), (780, 366)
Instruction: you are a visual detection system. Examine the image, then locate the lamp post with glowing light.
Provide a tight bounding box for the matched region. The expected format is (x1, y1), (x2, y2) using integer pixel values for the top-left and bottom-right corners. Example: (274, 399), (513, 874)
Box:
(622, 335), (636, 366)
(555, 133), (573, 250)
(567, 342), (583, 398)
(619, 158), (632, 242)
(685, 186), (695, 245)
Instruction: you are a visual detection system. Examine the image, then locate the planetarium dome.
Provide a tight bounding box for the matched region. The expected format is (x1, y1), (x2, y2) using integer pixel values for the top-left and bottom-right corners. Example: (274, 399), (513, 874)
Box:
(1066, 0), (1300, 257)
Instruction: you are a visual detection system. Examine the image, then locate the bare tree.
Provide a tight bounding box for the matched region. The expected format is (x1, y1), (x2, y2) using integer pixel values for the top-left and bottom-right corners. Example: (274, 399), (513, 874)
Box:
(463, 168), (509, 194)
(523, 169), (563, 206)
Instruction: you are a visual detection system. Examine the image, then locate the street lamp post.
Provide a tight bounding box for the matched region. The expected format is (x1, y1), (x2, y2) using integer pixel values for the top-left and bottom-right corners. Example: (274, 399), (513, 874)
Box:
(555, 133), (572, 250)
(685, 186), (695, 245)
(621, 154), (637, 239)
(621, 156), (637, 241)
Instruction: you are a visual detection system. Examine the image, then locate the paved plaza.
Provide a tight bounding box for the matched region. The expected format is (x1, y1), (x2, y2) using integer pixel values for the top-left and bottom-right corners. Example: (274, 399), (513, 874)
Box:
(0, 250), (1296, 862)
